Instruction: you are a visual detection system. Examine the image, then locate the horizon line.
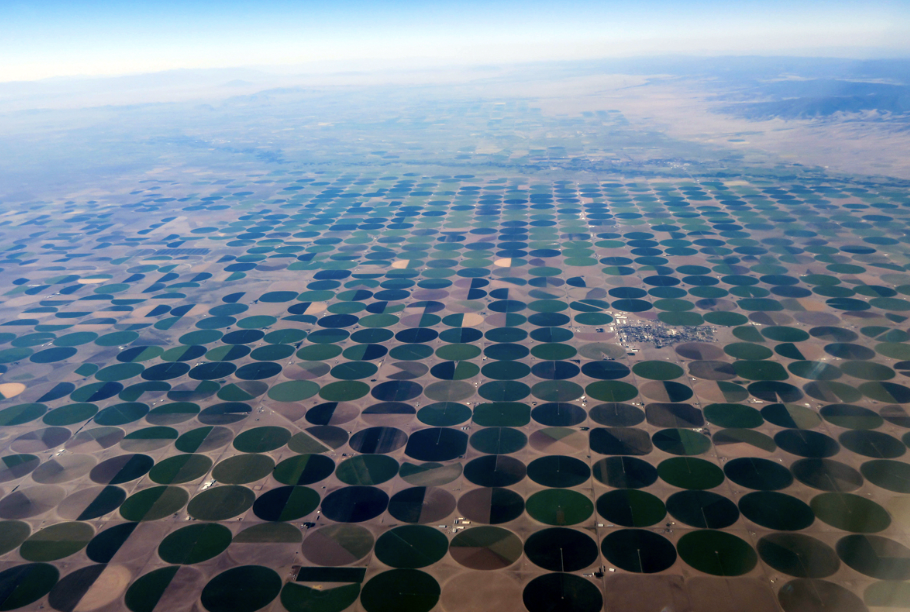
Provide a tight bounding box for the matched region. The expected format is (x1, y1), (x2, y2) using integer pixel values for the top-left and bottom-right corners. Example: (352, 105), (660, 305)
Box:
(5, 50), (910, 86)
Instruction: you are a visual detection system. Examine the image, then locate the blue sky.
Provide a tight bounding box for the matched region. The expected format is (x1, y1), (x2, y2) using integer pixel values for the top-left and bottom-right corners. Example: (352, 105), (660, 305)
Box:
(2, 0), (908, 81)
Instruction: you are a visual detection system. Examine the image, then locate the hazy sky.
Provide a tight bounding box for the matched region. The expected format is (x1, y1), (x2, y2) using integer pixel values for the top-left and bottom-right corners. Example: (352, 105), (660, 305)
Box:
(3, 0), (909, 81)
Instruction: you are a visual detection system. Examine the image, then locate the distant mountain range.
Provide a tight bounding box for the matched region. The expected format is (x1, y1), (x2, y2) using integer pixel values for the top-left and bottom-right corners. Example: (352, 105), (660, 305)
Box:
(569, 56), (910, 120)
(718, 79), (910, 119)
